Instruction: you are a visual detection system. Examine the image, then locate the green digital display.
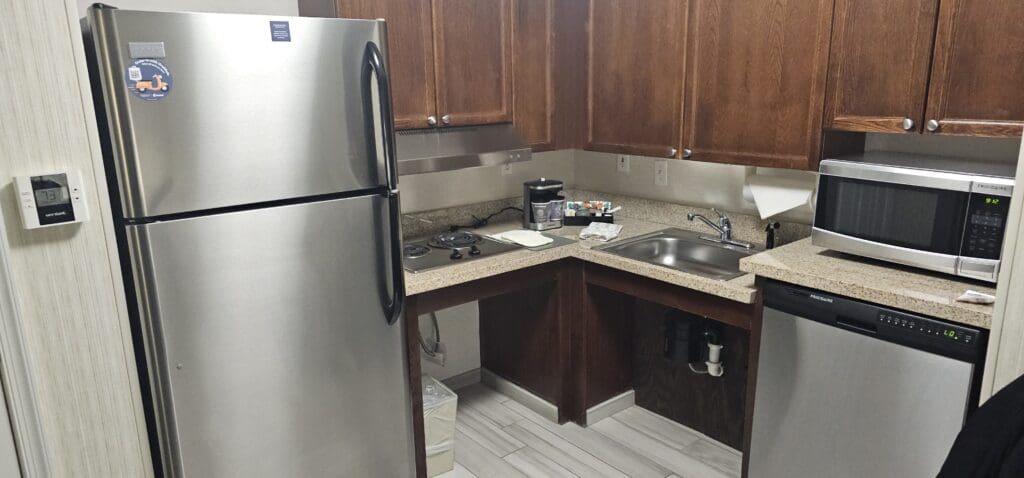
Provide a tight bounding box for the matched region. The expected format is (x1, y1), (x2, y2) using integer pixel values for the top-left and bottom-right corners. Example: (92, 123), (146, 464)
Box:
(985, 197), (1002, 205)
(944, 329), (958, 339)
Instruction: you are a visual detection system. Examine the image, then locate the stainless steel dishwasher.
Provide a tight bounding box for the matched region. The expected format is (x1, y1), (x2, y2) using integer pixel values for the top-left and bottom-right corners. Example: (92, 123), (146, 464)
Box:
(749, 281), (984, 478)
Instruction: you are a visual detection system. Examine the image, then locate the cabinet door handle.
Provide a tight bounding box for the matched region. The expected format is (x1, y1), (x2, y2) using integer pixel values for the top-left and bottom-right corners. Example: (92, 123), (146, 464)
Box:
(682, 148), (693, 159)
(667, 147), (678, 158)
(426, 115), (438, 126)
(441, 114), (452, 125)
(902, 118), (915, 131)
(926, 119), (941, 132)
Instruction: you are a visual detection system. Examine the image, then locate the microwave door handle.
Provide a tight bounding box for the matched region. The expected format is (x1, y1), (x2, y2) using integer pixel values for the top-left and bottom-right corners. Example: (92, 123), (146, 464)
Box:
(363, 41), (405, 326)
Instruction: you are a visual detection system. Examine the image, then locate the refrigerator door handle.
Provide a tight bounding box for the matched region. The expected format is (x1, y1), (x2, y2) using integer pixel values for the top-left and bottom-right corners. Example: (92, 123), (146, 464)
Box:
(363, 40), (405, 325)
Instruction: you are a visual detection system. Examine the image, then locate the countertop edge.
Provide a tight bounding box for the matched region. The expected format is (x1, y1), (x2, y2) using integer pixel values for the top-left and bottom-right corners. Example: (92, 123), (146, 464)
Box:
(405, 238), (759, 304)
(739, 245), (994, 329)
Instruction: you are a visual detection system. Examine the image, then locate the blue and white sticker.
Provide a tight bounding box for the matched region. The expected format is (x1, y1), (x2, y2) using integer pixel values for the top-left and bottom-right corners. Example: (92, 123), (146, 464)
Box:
(270, 21), (291, 42)
(125, 59), (172, 101)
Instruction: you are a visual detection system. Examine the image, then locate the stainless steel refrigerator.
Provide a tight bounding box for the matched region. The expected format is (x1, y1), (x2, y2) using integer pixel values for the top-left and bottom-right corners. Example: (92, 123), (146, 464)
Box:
(83, 6), (413, 477)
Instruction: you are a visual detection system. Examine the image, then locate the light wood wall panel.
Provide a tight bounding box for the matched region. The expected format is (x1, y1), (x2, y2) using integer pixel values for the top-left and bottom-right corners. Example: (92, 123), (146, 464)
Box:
(983, 136), (1024, 400)
(0, 0), (152, 475)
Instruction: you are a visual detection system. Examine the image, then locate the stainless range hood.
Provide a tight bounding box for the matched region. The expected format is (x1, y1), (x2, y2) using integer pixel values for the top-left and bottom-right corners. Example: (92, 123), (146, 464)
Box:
(395, 124), (532, 175)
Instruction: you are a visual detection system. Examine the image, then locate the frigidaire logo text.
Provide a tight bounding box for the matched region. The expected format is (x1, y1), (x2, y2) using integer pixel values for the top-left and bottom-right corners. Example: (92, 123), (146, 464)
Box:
(809, 294), (834, 304)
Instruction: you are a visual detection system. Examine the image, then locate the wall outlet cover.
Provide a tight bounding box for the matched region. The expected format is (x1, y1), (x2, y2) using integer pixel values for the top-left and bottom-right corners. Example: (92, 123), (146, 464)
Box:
(617, 155), (630, 173)
(501, 163), (513, 176)
(655, 160), (669, 186)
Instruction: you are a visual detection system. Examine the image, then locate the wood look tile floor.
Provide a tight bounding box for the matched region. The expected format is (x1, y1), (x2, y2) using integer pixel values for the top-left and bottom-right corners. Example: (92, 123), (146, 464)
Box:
(437, 384), (741, 478)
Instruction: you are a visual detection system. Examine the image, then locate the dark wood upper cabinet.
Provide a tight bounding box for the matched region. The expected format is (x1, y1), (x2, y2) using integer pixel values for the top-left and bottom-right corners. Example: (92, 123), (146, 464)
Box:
(682, 0), (834, 169)
(432, 0), (513, 127)
(824, 0), (938, 134)
(332, 0), (438, 130)
(586, 0), (688, 159)
(925, 0), (1024, 137)
(513, 0), (556, 151)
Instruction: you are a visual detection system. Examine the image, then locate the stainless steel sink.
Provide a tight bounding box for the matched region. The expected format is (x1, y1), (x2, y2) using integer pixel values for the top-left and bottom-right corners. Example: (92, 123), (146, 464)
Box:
(594, 228), (760, 280)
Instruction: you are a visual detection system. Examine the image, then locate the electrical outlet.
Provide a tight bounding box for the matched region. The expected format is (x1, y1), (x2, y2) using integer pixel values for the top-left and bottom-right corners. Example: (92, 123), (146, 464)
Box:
(501, 163), (513, 176)
(617, 155), (630, 173)
(655, 160), (669, 186)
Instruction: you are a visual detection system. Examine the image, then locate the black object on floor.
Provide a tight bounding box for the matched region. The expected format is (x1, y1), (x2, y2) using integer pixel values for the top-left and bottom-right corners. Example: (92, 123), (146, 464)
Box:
(938, 373), (1024, 478)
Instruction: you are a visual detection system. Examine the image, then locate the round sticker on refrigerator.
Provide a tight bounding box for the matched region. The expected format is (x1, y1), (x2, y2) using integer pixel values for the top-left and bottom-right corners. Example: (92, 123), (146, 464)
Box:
(124, 59), (172, 101)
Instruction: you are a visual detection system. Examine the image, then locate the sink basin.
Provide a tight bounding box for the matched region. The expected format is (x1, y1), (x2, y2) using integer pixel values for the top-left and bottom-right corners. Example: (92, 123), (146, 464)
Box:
(594, 228), (759, 280)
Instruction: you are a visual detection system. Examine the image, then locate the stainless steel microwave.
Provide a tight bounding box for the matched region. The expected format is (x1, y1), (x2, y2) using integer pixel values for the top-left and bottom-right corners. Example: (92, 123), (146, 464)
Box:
(812, 156), (1015, 282)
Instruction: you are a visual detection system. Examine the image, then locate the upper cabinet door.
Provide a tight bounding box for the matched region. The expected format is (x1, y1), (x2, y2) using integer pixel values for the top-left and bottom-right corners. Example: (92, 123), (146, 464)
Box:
(925, 0), (1024, 137)
(683, 0), (833, 169)
(513, 0), (556, 151)
(586, 0), (687, 159)
(824, 0), (938, 134)
(337, 0), (437, 130)
(432, 0), (514, 127)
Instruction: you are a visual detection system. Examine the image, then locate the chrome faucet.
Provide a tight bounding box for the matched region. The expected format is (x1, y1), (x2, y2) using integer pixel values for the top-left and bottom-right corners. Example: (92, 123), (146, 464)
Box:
(687, 209), (752, 249)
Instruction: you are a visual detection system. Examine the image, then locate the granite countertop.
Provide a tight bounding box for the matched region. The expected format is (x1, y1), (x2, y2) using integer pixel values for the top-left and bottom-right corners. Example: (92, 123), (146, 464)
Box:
(404, 216), (760, 303)
(740, 238), (996, 329)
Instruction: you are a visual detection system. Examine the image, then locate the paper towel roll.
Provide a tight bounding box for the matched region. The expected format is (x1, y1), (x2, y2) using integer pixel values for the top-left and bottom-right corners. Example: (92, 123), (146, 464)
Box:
(743, 175), (815, 219)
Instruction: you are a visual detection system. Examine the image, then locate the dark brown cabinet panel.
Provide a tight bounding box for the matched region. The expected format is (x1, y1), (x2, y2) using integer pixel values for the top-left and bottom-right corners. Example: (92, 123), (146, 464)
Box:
(586, 0), (688, 158)
(824, 0), (938, 134)
(926, 0), (1024, 137)
(334, 0), (438, 130)
(432, 0), (514, 126)
(682, 0), (834, 169)
(512, 0), (556, 150)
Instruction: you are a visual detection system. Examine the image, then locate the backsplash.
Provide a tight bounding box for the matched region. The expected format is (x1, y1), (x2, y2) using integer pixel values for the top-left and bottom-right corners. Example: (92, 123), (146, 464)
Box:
(402, 189), (811, 248)
(572, 151), (819, 224)
(563, 189), (811, 248)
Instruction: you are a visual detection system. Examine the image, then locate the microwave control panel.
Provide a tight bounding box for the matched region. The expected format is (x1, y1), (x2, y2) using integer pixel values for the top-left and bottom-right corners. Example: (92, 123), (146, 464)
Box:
(963, 193), (1010, 259)
(14, 172), (89, 229)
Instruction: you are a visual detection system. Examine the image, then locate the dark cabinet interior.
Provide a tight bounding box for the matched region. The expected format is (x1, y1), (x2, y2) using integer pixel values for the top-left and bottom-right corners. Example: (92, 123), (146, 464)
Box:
(633, 298), (749, 449)
(579, 286), (750, 449)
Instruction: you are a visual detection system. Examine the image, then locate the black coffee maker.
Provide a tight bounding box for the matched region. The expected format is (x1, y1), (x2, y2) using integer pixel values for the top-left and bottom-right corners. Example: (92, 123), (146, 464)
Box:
(523, 178), (564, 230)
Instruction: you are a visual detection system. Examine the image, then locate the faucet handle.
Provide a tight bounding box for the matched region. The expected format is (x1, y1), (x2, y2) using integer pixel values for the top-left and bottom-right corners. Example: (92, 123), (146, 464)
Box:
(711, 208), (730, 225)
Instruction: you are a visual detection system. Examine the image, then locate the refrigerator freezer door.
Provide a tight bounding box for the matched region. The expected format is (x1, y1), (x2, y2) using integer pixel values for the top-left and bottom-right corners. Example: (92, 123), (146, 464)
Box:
(126, 195), (412, 477)
(88, 9), (388, 218)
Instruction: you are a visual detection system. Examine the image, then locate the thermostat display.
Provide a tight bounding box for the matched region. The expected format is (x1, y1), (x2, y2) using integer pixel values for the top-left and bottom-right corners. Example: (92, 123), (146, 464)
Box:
(15, 172), (89, 229)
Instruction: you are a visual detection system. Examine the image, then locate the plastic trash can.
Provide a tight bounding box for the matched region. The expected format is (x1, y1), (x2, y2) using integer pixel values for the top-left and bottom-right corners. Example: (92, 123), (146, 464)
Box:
(422, 376), (458, 477)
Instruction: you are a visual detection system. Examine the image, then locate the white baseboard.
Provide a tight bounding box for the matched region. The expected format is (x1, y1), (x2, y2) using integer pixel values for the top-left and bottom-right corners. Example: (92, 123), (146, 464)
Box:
(481, 369), (559, 423)
(441, 368), (482, 391)
(585, 390), (635, 426)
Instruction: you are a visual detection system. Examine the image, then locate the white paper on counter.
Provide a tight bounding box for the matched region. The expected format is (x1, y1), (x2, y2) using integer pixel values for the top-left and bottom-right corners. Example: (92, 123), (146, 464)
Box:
(490, 229), (554, 247)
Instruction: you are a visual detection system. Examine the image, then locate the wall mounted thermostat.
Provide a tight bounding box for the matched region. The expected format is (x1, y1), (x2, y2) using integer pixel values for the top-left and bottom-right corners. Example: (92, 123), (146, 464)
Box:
(14, 172), (89, 229)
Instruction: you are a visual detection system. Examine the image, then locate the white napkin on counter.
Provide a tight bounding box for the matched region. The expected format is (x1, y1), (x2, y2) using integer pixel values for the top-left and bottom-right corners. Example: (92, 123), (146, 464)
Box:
(579, 222), (623, 242)
(490, 229), (554, 247)
(956, 290), (996, 304)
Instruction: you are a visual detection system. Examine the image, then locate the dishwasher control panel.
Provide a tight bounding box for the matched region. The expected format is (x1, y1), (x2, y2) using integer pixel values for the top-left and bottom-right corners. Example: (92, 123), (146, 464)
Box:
(877, 311), (978, 346)
(765, 280), (984, 363)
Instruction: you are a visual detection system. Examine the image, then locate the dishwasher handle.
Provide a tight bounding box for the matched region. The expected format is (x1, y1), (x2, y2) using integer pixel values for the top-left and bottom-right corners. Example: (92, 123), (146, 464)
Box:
(835, 315), (878, 335)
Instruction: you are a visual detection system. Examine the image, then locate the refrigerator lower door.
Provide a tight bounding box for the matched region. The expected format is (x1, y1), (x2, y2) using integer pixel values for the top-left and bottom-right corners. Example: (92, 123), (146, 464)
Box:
(748, 307), (973, 478)
(126, 195), (412, 478)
